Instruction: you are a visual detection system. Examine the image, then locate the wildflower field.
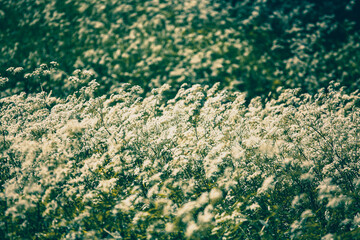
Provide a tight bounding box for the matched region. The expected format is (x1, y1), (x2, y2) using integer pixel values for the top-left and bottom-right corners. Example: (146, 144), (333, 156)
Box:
(0, 0), (360, 239)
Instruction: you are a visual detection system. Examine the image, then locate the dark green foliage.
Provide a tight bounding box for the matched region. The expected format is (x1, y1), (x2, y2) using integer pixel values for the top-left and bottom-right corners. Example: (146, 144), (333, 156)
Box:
(1, 0), (359, 99)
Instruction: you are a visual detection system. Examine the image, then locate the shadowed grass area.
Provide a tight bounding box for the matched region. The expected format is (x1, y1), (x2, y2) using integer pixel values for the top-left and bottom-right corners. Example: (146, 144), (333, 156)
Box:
(1, 0), (359, 100)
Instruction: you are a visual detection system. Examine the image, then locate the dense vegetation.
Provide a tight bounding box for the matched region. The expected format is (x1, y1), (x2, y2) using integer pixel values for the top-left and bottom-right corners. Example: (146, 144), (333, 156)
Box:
(1, 80), (360, 239)
(1, 0), (359, 239)
(1, 0), (359, 99)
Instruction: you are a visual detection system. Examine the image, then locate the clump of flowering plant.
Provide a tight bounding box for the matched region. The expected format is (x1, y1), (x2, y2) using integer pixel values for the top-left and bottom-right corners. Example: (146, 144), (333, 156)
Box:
(1, 68), (359, 239)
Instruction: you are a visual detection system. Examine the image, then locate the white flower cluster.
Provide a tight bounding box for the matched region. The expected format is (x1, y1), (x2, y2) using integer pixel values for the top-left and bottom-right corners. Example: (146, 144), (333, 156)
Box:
(1, 80), (359, 239)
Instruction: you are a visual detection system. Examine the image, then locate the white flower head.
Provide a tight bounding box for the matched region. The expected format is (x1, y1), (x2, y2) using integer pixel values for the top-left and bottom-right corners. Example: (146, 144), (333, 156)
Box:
(209, 188), (223, 204)
(185, 221), (199, 238)
(165, 223), (175, 233)
(198, 204), (214, 223)
(257, 176), (275, 194)
(321, 233), (334, 240)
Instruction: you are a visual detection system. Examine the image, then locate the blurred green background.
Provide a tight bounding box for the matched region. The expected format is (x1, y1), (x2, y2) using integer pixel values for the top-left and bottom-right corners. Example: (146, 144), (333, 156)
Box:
(1, 0), (359, 99)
